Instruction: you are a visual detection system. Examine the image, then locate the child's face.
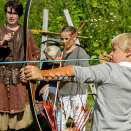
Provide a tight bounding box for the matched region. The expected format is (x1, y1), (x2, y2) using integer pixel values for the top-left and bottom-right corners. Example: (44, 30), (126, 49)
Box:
(6, 7), (20, 25)
(110, 44), (127, 63)
(60, 32), (76, 51)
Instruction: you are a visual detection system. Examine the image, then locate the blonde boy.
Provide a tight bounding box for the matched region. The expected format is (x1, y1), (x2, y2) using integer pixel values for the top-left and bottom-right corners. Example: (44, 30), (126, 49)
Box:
(23, 33), (131, 131)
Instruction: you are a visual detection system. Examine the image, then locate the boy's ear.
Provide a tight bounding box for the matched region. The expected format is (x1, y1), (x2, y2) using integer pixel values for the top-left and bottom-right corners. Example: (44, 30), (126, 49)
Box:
(126, 48), (131, 57)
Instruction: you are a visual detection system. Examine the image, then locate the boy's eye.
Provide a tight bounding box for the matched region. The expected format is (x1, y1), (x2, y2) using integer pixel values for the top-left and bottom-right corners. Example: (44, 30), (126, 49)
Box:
(61, 38), (69, 41)
(7, 11), (18, 15)
(112, 48), (116, 51)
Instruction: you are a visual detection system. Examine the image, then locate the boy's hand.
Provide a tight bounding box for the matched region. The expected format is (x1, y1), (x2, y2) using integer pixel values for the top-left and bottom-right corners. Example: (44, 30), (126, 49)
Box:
(55, 57), (61, 64)
(99, 54), (112, 63)
(2, 33), (13, 45)
(39, 84), (49, 96)
(20, 68), (27, 83)
(24, 65), (43, 81)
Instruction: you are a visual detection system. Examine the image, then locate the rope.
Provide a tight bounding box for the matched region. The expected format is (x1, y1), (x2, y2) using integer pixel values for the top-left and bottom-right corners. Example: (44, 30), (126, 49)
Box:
(0, 58), (100, 64)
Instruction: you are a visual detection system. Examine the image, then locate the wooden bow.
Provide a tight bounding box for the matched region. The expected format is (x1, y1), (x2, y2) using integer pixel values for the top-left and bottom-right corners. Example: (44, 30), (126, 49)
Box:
(23, 0), (42, 130)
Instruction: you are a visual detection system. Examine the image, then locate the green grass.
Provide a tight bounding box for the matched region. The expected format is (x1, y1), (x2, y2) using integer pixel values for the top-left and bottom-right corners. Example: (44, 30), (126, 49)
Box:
(85, 93), (95, 131)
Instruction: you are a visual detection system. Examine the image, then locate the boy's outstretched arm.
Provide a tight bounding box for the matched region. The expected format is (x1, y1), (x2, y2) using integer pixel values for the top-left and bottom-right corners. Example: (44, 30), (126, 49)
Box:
(24, 65), (75, 81)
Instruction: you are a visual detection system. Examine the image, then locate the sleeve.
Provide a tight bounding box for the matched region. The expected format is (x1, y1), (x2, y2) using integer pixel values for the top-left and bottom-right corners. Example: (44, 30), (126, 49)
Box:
(35, 80), (48, 101)
(29, 31), (40, 60)
(78, 47), (89, 67)
(0, 26), (5, 48)
(73, 63), (112, 84)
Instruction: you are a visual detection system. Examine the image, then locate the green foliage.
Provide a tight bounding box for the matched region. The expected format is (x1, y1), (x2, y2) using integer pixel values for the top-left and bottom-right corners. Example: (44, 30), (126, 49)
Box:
(1, 1), (130, 130)
(0, 0), (130, 59)
(0, 1), (130, 129)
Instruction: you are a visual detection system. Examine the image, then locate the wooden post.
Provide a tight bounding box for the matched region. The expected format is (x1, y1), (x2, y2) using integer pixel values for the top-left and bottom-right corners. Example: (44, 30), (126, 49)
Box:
(40, 9), (48, 68)
(63, 9), (80, 45)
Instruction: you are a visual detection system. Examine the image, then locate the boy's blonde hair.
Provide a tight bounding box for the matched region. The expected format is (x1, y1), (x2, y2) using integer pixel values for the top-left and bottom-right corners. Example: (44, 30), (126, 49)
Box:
(111, 33), (131, 52)
(44, 45), (60, 60)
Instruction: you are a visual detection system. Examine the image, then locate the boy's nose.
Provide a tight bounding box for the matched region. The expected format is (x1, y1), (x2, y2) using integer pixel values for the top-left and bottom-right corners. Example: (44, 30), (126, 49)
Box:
(63, 39), (66, 43)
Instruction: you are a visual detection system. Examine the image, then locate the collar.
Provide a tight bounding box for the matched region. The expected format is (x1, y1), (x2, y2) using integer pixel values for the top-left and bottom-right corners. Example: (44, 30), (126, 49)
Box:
(66, 46), (77, 54)
(119, 62), (131, 67)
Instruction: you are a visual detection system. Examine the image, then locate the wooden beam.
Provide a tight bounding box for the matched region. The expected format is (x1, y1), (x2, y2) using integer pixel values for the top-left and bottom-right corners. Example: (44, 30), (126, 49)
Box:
(32, 30), (88, 39)
(40, 9), (48, 68)
(63, 9), (80, 45)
